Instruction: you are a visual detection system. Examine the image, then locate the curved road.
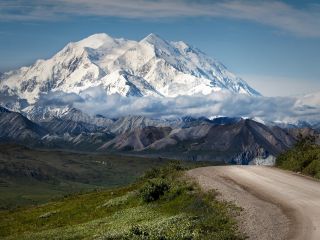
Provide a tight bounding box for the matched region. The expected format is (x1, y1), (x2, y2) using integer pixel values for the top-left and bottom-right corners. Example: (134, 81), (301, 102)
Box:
(188, 166), (320, 240)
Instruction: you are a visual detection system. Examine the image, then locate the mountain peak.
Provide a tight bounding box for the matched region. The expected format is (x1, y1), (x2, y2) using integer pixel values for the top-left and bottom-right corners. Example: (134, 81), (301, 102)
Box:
(140, 33), (166, 45)
(144, 33), (161, 39)
(0, 32), (261, 108)
(76, 33), (115, 49)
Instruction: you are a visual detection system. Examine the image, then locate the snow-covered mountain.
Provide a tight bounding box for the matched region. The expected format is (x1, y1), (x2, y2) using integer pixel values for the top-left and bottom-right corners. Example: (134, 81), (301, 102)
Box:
(0, 33), (260, 107)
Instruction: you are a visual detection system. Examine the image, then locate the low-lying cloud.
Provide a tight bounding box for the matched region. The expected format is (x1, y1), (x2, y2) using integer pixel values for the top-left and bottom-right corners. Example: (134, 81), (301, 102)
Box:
(38, 87), (320, 124)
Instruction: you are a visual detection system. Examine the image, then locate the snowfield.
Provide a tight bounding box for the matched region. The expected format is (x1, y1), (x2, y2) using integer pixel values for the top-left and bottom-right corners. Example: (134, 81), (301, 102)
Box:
(0, 33), (260, 106)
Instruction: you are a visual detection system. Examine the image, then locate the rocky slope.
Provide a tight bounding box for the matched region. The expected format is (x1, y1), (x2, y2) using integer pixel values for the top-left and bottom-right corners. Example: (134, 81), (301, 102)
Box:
(1, 106), (318, 164)
(0, 107), (47, 143)
(99, 119), (315, 164)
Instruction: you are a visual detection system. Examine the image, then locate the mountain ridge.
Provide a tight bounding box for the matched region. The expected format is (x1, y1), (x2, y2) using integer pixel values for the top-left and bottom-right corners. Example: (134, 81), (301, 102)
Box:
(0, 33), (260, 110)
(0, 105), (318, 164)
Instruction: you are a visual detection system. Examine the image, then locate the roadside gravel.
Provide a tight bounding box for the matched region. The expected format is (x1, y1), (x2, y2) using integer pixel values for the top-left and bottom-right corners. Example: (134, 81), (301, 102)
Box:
(188, 166), (291, 240)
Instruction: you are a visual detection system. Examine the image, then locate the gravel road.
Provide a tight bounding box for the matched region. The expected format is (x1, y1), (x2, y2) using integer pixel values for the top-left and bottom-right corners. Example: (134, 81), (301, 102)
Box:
(188, 166), (320, 240)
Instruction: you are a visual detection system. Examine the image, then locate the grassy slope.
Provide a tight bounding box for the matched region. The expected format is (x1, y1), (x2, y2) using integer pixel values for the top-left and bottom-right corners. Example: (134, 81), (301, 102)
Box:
(276, 136), (320, 179)
(0, 163), (244, 240)
(0, 144), (193, 209)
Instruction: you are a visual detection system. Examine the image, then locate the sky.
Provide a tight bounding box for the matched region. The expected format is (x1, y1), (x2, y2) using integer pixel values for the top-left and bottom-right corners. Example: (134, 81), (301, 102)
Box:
(0, 0), (320, 97)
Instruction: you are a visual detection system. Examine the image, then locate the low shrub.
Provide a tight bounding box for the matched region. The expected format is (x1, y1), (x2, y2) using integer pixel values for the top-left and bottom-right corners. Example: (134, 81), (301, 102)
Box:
(139, 178), (170, 203)
(141, 167), (161, 180)
(303, 160), (320, 179)
(276, 135), (320, 179)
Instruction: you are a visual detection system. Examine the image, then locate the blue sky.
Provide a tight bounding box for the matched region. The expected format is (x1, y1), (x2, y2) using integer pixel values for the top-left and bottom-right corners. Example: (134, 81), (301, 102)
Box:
(0, 0), (320, 96)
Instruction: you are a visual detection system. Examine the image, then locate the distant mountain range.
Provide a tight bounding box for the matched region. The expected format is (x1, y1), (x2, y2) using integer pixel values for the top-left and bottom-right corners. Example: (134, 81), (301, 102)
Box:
(0, 106), (318, 165)
(0, 33), (319, 165)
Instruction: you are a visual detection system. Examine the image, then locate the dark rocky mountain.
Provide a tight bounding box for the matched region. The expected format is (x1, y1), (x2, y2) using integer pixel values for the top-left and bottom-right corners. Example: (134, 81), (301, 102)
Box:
(99, 119), (315, 164)
(56, 108), (114, 128)
(109, 116), (170, 135)
(39, 118), (104, 136)
(209, 117), (242, 125)
(1, 106), (319, 165)
(40, 132), (115, 151)
(31, 107), (114, 135)
(0, 107), (47, 144)
(100, 126), (172, 151)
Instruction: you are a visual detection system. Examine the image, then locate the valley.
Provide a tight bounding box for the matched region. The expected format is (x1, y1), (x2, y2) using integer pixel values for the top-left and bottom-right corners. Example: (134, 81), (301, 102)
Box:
(0, 144), (184, 209)
(0, 162), (244, 240)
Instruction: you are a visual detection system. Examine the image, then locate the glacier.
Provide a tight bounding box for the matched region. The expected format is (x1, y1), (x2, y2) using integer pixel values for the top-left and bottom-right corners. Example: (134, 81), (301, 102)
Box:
(0, 33), (260, 109)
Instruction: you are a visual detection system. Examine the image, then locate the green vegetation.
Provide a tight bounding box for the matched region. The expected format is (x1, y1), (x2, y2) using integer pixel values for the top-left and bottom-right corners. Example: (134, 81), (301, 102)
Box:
(0, 162), (244, 240)
(0, 144), (180, 209)
(276, 135), (320, 179)
(139, 178), (170, 202)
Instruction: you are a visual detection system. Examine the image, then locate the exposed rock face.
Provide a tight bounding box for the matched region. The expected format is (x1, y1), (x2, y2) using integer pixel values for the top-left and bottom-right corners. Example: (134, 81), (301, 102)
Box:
(100, 126), (172, 151)
(0, 107), (47, 143)
(1, 106), (318, 165)
(100, 119), (304, 164)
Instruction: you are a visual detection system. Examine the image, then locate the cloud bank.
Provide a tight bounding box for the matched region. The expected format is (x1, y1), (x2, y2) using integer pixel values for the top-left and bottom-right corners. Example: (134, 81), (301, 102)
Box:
(38, 87), (320, 124)
(1, 0), (320, 37)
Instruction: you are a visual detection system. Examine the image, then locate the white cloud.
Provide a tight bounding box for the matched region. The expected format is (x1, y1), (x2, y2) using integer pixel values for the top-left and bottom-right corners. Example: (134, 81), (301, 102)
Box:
(38, 86), (320, 123)
(1, 0), (320, 37)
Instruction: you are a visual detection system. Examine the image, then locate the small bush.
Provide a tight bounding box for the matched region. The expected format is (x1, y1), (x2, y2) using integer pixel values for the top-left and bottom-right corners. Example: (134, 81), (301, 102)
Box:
(166, 160), (186, 172)
(139, 178), (170, 203)
(129, 225), (149, 237)
(141, 161), (188, 181)
(165, 181), (195, 201)
(276, 135), (320, 179)
(303, 160), (320, 178)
